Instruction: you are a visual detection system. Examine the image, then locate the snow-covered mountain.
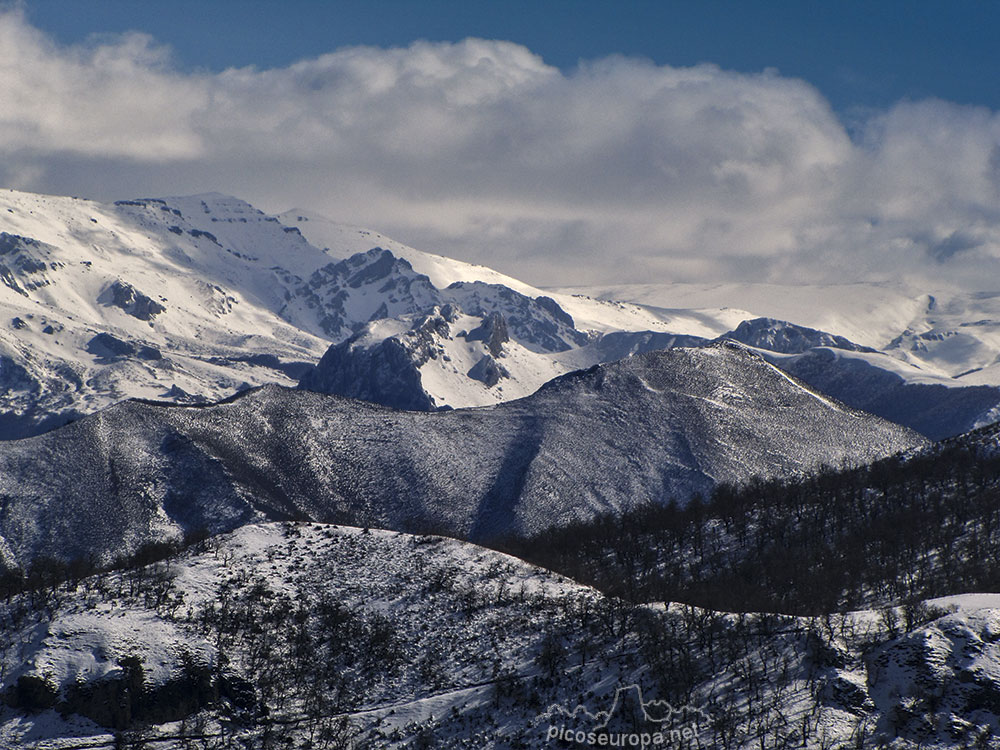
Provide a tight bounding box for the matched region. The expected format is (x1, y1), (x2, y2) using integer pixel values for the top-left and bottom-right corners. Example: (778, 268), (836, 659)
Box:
(285, 209), (744, 410)
(0, 189), (750, 436)
(0, 343), (921, 569)
(6, 187), (996, 441)
(280, 228), (1000, 433)
(563, 280), (1000, 385)
(4, 521), (999, 749)
(714, 318), (1000, 440)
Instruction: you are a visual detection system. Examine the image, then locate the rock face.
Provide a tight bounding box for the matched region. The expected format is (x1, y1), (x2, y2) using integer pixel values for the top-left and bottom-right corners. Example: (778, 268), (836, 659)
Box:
(0, 343), (924, 568)
(85, 333), (161, 361)
(446, 282), (588, 352)
(98, 280), (166, 321)
(467, 355), (508, 387)
(299, 317), (445, 411)
(0, 232), (58, 297)
(465, 311), (509, 357)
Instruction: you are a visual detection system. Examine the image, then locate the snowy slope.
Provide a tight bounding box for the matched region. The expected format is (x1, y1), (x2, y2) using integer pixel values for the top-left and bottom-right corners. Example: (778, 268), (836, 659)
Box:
(561, 281), (1000, 388)
(0, 190), (338, 437)
(3, 521), (998, 749)
(0, 342), (923, 569)
(282, 209), (748, 338)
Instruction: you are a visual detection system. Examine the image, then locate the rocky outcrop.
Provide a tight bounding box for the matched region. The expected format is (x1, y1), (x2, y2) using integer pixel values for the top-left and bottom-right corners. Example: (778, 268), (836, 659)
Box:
(465, 311), (509, 357)
(467, 355), (508, 387)
(98, 280), (166, 321)
(86, 333), (162, 361)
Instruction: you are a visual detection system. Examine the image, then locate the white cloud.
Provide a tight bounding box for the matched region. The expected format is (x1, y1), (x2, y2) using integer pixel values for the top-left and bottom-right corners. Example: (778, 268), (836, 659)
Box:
(0, 9), (206, 159)
(2, 9), (999, 289)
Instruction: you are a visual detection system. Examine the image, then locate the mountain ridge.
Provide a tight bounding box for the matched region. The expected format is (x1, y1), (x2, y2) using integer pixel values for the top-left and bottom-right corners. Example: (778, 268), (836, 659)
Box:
(0, 343), (923, 570)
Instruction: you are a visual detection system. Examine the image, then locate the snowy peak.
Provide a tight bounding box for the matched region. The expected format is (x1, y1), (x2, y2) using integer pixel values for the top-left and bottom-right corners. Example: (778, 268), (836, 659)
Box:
(709, 316), (1000, 440)
(279, 208), (545, 295)
(292, 247), (442, 340)
(718, 317), (874, 354)
(295, 255), (607, 409)
(286, 243), (586, 351)
(444, 281), (586, 353)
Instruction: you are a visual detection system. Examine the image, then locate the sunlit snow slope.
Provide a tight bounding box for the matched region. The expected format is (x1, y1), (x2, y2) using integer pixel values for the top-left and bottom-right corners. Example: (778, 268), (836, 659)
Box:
(0, 190), (336, 437)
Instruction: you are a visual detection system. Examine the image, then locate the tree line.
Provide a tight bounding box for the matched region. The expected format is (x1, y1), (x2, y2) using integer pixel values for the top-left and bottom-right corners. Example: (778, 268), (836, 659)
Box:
(497, 434), (1000, 615)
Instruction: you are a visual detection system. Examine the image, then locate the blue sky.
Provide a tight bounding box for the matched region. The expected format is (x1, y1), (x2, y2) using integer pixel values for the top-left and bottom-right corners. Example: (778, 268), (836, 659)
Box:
(23, 0), (1000, 114)
(3, 1), (1000, 287)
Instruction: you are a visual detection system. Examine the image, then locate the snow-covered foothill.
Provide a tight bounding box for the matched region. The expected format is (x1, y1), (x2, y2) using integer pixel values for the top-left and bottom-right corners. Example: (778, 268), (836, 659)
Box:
(3, 522), (1000, 749)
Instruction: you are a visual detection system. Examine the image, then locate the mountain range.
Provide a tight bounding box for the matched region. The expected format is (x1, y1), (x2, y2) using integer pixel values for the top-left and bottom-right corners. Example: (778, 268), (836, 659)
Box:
(5, 188), (1000, 749)
(0, 189), (719, 439)
(2, 188), (999, 446)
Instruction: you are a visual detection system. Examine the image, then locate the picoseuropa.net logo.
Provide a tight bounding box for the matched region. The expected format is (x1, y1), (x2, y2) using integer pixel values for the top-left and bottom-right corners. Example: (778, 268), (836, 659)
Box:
(539, 684), (708, 747)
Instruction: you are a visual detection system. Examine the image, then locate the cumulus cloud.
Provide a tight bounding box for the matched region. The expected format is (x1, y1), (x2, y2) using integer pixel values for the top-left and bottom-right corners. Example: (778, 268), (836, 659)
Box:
(0, 10), (206, 159)
(2, 9), (1000, 289)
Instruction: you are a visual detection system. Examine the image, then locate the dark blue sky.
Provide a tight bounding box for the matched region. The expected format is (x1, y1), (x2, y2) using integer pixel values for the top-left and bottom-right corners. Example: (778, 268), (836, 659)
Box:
(21, 0), (1000, 114)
